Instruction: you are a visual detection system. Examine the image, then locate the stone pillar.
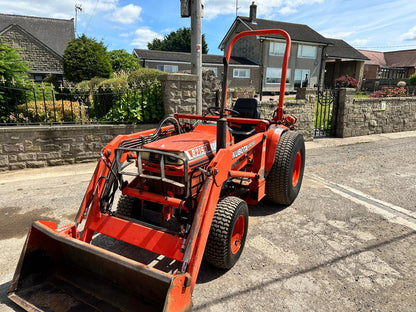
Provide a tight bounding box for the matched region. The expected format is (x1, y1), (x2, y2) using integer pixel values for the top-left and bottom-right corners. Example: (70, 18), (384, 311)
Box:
(159, 73), (198, 117)
(336, 88), (356, 138)
(296, 87), (316, 103)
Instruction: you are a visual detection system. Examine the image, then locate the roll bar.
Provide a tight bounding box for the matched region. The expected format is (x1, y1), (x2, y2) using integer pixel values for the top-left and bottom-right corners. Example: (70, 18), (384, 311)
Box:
(220, 29), (291, 122)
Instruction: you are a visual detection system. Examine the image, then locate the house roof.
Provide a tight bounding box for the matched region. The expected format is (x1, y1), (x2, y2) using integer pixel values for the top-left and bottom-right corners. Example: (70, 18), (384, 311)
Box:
(358, 49), (416, 68)
(325, 38), (369, 61)
(384, 49), (416, 67)
(219, 16), (330, 49)
(0, 13), (75, 56)
(358, 50), (387, 66)
(133, 49), (258, 66)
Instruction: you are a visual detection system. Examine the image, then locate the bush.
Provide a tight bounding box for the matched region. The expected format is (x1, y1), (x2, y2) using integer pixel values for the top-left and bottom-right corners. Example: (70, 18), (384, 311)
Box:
(16, 99), (87, 122)
(127, 68), (163, 87)
(93, 76), (129, 118)
(105, 81), (163, 123)
(108, 49), (141, 74)
(409, 73), (416, 86)
(335, 75), (358, 88)
(369, 87), (407, 98)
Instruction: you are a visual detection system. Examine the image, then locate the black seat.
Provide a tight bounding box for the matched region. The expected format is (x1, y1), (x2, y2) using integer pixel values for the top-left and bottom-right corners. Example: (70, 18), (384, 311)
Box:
(229, 98), (260, 142)
(231, 98), (260, 119)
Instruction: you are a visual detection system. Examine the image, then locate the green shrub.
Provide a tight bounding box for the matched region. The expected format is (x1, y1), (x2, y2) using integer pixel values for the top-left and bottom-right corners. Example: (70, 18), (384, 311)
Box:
(409, 73), (416, 86)
(105, 81), (163, 123)
(94, 76), (129, 118)
(127, 68), (163, 87)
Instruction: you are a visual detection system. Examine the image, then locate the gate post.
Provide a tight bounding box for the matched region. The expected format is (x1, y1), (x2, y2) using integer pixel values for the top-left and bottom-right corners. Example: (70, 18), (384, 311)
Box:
(336, 88), (356, 138)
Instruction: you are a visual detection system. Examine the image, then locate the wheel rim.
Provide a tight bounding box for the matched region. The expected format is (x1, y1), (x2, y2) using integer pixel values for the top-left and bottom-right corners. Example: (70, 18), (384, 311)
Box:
(231, 215), (245, 254)
(292, 151), (302, 187)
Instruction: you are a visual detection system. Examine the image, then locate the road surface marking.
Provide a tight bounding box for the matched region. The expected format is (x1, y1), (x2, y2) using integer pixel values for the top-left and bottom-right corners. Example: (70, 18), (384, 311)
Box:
(307, 173), (416, 231)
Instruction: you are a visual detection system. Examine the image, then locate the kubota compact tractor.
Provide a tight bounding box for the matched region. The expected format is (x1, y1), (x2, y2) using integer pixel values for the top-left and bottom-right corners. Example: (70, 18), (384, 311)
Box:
(8, 29), (305, 311)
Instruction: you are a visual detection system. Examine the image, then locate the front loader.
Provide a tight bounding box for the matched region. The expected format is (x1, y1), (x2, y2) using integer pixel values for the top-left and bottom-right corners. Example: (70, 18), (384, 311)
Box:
(8, 29), (305, 311)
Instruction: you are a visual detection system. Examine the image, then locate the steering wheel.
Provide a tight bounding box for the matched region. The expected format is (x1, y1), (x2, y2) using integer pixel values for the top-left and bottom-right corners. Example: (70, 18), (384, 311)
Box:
(208, 107), (240, 116)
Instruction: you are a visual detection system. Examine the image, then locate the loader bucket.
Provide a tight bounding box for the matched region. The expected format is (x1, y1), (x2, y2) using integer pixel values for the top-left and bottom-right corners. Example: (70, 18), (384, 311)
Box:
(8, 221), (192, 312)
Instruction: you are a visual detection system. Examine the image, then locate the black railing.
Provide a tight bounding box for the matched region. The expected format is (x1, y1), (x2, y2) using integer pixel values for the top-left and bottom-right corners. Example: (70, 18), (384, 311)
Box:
(0, 81), (163, 125)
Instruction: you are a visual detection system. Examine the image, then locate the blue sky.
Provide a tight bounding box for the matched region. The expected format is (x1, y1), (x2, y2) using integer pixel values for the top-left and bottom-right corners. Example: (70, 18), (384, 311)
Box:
(1, 0), (416, 55)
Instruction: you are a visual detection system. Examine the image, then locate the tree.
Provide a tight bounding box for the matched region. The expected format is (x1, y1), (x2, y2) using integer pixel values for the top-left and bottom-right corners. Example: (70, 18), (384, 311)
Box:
(108, 49), (141, 74)
(0, 42), (31, 86)
(63, 34), (112, 83)
(0, 43), (32, 121)
(148, 27), (209, 54)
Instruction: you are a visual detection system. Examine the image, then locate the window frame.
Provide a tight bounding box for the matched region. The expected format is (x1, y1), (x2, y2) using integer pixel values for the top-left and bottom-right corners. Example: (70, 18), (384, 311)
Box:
(269, 41), (286, 56)
(157, 65), (179, 73)
(265, 67), (291, 85)
(233, 68), (250, 78)
(297, 44), (317, 59)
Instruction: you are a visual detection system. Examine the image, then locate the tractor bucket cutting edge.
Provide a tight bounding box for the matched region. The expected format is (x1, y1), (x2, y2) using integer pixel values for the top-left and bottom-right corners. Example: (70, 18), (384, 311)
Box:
(8, 221), (191, 312)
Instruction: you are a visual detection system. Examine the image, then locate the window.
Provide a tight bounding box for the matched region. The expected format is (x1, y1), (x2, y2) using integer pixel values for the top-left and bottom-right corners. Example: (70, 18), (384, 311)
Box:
(265, 68), (291, 84)
(269, 42), (286, 56)
(202, 67), (218, 76)
(294, 69), (310, 87)
(157, 65), (178, 73)
(297, 45), (317, 59)
(233, 68), (250, 78)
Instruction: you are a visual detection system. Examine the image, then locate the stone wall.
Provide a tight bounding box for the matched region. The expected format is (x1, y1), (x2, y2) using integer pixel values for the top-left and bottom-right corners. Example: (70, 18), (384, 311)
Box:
(336, 88), (416, 137)
(159, 71), (220, 116)
(1, 25), (63, 73)
(258, 88), (316, 141)
(0, 124), (156, 171)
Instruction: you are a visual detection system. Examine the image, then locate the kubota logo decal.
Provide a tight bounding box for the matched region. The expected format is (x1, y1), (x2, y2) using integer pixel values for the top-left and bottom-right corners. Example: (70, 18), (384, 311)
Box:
(232, 141), (255, 159)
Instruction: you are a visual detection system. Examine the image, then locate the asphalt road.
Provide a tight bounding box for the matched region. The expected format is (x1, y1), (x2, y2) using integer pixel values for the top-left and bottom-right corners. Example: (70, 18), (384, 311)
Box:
(1, 131), (416, 311)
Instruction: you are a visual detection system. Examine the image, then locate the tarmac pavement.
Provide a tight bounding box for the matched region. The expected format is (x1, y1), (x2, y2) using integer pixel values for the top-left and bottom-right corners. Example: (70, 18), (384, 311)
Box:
(1, 130), (416, 311)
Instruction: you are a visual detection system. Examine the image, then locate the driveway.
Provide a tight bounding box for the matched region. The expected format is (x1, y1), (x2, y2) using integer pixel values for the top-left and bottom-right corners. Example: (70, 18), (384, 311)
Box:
(1, 131), (415, 311)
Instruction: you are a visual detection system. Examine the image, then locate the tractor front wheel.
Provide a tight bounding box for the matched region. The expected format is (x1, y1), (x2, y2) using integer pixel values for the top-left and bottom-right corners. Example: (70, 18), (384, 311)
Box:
(116, 195), (141, 219)
(205, 196), (249, 269)
(265, 131), (305, 205)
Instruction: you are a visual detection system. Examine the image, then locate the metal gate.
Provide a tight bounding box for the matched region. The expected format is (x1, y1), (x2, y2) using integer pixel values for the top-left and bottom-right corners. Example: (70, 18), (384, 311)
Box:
(314, 87), (339, 138)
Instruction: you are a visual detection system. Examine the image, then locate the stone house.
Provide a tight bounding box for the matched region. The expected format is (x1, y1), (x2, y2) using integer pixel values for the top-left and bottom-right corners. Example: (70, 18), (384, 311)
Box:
(219, 2), (367, 92)
(0, 13), (75, 82)
(133, 49), (259, 92)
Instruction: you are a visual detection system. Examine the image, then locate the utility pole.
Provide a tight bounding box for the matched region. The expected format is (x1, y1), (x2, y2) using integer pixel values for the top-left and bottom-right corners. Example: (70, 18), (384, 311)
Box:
(191, 0), (202, 115)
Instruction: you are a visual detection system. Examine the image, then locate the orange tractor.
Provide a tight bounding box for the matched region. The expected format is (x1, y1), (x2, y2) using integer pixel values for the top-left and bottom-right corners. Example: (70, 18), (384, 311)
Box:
(8, 29), (305, 311)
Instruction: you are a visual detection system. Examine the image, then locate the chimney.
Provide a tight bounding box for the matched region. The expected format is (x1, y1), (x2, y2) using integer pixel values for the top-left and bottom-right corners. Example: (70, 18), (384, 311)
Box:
(249, 1), (257, 22)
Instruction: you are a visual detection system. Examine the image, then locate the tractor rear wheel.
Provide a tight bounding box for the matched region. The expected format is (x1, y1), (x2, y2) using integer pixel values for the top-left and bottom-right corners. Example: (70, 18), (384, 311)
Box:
(116, 195), (141, 219)
(265, 131), (305, 205)
(205, 196), (249, 269)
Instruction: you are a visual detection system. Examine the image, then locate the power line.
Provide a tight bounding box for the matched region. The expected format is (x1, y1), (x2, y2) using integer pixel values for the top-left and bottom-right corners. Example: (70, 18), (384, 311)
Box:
(85, 0), (100, 32)
(356, 44), (416, 49)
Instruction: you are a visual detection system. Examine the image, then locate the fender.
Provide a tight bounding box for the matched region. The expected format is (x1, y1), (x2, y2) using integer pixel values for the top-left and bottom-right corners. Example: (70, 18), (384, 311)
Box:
(264, 125), (287, 175)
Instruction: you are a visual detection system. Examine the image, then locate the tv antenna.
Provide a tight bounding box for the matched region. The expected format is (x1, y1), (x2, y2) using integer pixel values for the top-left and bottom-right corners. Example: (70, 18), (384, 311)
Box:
(75, 4), (82, 33)
(236, 0), (240, 16)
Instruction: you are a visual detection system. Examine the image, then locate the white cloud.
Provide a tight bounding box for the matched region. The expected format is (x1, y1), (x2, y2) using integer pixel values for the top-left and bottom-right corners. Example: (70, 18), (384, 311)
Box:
(130, 27), (163, 49)
(320, 31), (354, 39)
(110, 4), (142, 24)
(401, 25), (416, 41)
(350, 38), (370, 47)
(203, 0), (323, 20)
(279, 6), (297, 15)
